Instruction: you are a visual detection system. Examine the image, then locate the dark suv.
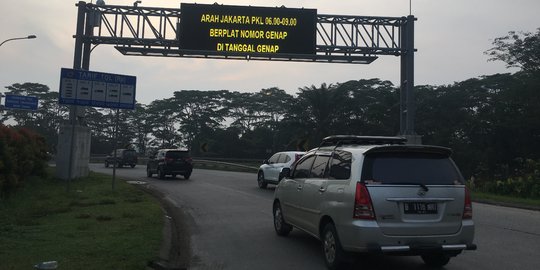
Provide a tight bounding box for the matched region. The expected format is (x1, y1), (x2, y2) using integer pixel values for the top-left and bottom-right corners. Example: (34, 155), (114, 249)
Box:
(105, 149), (138, 168)
(146, 149), (193, 179)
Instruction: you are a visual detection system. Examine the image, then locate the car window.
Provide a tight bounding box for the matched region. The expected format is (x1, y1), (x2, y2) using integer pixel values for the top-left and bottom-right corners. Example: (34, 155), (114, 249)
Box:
(310, 155), (330, 178)
(277, 154), (288, 164)
(123, 150), (136, 157)
(166, 151), (190, 159)
(361, 152), (464, 185)
(328, 150), (352, 180)
(292, 155), (315, 179)
(268, 153), (280, 164)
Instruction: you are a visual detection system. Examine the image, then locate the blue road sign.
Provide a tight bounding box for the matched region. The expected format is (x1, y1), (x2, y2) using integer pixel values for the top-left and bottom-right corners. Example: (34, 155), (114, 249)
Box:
(4, 94), (39, 110)
(59, 68), (137, 109)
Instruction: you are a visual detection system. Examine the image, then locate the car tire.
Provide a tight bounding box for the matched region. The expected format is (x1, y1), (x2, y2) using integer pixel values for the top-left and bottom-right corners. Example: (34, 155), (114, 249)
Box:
(158, 168), (165, 179)
(257, 172), (267, 189)
(146, 167), (152, 177)
(273, 202), (292, 236)
(184, 173), (191, 180)
(130, 164), (136, 168)
(105, 161), (109, 168)
(421, 253), (451, 267)
(322, 223), (347, 270)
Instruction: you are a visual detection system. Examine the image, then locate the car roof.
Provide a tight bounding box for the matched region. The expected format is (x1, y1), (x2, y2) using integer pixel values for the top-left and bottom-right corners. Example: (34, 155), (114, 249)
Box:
(315, 144), (452, 157)
(278, 151), (305, 155)
(160, 148), (189, 152)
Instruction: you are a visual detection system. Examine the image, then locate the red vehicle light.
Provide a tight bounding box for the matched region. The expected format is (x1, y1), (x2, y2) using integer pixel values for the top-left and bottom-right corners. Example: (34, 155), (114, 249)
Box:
(463, 187), (473, 219)
(353, 182), (376, 220)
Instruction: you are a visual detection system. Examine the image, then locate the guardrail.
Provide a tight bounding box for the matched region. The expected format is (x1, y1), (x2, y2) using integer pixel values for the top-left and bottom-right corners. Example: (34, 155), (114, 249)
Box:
(193, 159), (259, 171)
(89, 156), (260, 172)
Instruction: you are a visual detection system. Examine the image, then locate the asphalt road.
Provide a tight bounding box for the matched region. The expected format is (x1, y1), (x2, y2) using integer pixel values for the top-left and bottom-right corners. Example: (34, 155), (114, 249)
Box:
(89, 164), (540, 270)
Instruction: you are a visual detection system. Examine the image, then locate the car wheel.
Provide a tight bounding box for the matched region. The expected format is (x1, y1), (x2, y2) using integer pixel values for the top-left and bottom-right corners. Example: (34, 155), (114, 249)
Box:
(105, 161), (109, 168)
(130, 164), (136, 168)
(421, 253), (451, 267)
(184, 173), (191, 180)
(273, 202), (292, 236)
(158, 168), (165, 179)
(146, 167), (152, 177)
(257, 172), (267, 189)
(322, 223), (346, 270)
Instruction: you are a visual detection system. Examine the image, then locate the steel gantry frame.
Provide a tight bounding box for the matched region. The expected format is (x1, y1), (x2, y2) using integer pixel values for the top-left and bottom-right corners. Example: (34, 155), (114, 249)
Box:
(81, 3), (411, 64)
(74, 1), (416, 135)
(60, 1), (417, 180)
(61, 0), (420, 181)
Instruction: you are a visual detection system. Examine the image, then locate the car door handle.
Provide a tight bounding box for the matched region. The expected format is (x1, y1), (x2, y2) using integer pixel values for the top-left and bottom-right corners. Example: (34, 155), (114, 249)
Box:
(319, 187), (327, 193)
(297, 185), (303, 191)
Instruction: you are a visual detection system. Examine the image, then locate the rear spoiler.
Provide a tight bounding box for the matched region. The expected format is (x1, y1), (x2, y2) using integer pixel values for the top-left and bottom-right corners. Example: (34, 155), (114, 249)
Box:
(365, 145), (452, 157)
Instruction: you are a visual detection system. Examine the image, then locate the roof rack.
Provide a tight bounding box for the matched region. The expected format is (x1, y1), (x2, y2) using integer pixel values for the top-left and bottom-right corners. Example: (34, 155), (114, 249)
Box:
(320, 135), (407, 147)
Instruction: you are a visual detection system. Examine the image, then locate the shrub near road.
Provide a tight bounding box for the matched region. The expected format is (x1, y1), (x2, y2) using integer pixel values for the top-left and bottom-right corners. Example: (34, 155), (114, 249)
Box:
(0, 171), (163, 270)
(0, 125), (49, 198)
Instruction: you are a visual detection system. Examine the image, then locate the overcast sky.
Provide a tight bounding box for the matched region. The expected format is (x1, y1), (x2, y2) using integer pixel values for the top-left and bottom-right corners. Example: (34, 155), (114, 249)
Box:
(1, 0), (539, 105)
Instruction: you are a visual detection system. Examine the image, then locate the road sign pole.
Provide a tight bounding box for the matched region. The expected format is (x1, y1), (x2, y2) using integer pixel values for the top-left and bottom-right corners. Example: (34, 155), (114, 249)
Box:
(66, 1), (87, 191)
(112, 109), (120, 191)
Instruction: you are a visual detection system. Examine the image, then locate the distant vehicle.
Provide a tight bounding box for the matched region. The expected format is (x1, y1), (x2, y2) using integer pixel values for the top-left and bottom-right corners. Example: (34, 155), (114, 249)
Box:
(146, 149), (193, 179)
(257, 151), (305, 189)
(104, 149), (138, 168)
(273, 135), (476, 269)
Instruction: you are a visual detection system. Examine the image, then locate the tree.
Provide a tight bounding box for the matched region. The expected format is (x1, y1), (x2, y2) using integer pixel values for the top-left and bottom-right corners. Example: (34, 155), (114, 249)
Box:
(146, 98), (183, 149)
(171, 90), (228, 148)
(1, 83), (68, 152)
(485, 28), (540, 73)
(333, 79), (399, 136)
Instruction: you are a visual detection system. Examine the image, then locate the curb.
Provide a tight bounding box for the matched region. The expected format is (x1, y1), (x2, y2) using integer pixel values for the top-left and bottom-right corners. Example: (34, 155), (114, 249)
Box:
(129, 182), (191, 270)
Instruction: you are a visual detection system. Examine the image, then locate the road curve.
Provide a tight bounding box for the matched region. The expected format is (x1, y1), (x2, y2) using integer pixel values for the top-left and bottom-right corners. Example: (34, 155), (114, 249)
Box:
(89, 164), (540, 270)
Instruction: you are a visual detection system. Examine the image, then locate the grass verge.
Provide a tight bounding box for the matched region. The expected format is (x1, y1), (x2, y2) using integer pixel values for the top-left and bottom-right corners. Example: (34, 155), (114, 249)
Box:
(472, 191), (540, 210)
(0, 170), (163, 270)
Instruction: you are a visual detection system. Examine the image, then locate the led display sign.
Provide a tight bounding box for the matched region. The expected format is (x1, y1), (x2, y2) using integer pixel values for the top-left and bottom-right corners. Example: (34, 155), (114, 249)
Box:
(179, 3), (317, 55)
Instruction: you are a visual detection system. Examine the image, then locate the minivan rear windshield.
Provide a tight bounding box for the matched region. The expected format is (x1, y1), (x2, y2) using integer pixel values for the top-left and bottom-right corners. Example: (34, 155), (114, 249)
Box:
(361, 152), (464, 185)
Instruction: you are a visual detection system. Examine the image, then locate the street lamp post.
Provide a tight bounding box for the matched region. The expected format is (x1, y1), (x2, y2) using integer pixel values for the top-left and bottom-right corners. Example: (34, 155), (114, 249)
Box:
(0, 35), (37, 47)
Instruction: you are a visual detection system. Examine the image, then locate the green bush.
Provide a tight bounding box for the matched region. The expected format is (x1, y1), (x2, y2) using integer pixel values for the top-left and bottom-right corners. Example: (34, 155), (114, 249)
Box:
(0, 125), (49, 199)
(473, 159), (540, 199)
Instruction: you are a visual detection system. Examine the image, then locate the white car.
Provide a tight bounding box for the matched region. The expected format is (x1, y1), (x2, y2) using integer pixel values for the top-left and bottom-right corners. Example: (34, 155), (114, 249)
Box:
(273, 136), (476, 269)
(257, 151), (305, 189)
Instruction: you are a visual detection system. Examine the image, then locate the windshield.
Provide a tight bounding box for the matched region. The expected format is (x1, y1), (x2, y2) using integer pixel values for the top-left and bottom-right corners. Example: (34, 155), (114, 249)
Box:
(166, 151), (190, 159)
(361, 152), (464, 185)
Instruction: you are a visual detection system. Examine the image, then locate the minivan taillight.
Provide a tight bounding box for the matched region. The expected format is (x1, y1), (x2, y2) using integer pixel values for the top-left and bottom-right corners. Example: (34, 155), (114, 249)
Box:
(165, 157), (174, 163)
(463, 187), (473, 219)
(353, 182), (376, 220)
(184, 157), (193, 164)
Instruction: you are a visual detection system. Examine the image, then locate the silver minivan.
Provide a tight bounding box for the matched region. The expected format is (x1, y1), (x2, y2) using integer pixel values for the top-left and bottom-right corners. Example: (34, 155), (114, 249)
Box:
(273, 136), (476, 269)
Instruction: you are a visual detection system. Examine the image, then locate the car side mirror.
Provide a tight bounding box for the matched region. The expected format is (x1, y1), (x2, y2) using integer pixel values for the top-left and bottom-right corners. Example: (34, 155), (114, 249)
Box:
(263, 159), (269, 164)
(281, 168), (291, 179)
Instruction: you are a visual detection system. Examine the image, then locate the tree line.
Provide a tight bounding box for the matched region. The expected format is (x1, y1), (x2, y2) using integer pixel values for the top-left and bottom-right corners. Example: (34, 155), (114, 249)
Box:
(1, 28), (539, 194)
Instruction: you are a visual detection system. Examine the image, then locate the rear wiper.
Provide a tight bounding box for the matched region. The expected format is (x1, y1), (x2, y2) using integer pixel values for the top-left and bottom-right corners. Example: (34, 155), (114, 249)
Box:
(388, 182), (429, 192)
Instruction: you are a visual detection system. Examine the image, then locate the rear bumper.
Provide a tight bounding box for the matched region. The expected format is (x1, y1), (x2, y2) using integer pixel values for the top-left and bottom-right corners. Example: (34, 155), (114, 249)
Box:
(368, 243), (477, 256)
(338, 219), (476, 255)
(162, 166), (192, 174)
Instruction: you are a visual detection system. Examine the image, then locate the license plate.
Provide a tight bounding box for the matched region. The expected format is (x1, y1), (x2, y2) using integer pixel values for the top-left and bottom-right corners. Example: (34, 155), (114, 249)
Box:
(404, 202), (438, 214)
